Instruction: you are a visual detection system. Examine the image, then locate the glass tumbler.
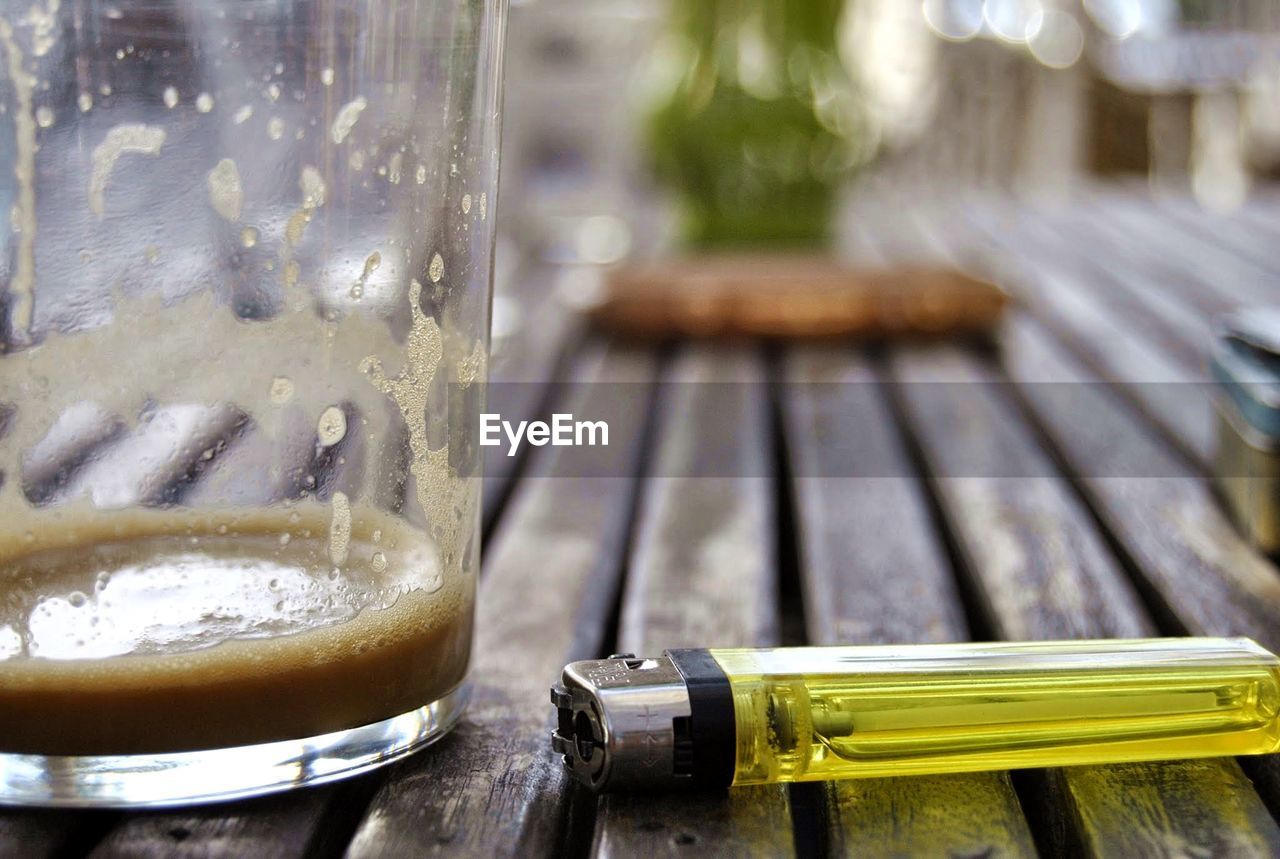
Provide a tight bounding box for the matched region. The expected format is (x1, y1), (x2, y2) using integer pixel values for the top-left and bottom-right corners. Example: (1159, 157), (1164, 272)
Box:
(0, 0), (505, 806)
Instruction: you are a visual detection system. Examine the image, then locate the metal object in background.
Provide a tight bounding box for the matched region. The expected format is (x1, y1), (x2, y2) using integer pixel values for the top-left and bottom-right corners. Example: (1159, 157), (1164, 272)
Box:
(1213, 310), (1280, 553)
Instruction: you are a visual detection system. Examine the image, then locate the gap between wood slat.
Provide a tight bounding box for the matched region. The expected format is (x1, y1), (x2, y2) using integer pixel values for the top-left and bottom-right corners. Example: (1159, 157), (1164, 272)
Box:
(766, 347), (828, 858)
(853, 201), (1280, 856)
(344, 341), (660, 858)
(782, 343), (1038, 859)
(591, 343), (796, 859)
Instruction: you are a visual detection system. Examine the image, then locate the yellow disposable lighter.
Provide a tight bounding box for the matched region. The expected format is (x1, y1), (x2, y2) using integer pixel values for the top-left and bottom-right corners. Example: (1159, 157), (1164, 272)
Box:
(551, 638), (1280, 791)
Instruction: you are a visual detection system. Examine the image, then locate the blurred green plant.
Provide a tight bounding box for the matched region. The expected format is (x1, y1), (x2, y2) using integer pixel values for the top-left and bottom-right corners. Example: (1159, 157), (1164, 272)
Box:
(646, 0), (867, 249)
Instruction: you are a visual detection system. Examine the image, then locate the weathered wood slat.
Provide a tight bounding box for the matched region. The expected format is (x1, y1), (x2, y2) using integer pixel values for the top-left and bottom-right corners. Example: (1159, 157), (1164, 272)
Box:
(88, 788), (357, 859)
(1069, 202), (1257, 320)
(1005, 204), (1211, 365)
(782, 345), (1038, 858)
(1002, 311), (1280, 826)
(593, 344), (796, 859)
(1002, 314), (1280, 649)
(1048, 760), (1280, 859)
(891, 346), (1152, 637)
(343, 341), (657, 858)
(869, 206), (1280, 856)
(0, 810), (114, 859)
(783, 348), (966, 644)
(890, 343), (1280, 857)
(1147, 193), (1280, 280)
(953, 201), (1208, 382)
(940, 207), (1216, 466)
(1085, 193), (1279, 308)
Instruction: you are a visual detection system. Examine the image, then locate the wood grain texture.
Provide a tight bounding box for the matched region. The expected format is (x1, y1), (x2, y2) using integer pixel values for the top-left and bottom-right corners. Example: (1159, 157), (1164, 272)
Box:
(948, 207), (1215, 465)
(593, 343), (796, 859)
(782, 344), (1038, 859)
(891, 343), (1280, 858)
(88, 787), (359, 859)
(0, 810), (114, 859)
(1001, 205), (1210, 367)
(782, 346), (967, 645)
(1101, 192), (1280, 299)
(344, 342), (658, 859)
(897, 212), (1280, 852)
(1077, 190), (1278, 311)
(1002, 314), (1280, 651)
(891, 345), (1152, 639)
(1051, 761), (1280, 859)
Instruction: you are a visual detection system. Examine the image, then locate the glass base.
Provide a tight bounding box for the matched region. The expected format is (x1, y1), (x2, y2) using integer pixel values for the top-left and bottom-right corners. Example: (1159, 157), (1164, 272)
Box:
(0, 682), (469, 808)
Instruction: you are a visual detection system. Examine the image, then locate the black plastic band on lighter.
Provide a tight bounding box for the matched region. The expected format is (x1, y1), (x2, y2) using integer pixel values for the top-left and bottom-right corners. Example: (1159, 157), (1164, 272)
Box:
(667, 648), (736, 789)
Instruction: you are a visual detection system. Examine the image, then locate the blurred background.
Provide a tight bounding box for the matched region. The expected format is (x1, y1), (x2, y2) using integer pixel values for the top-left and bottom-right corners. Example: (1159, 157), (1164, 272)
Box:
(493, 0), (1280, 269)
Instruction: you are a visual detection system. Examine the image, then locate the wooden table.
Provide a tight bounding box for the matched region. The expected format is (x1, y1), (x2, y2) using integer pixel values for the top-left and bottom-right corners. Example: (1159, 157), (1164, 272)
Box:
(5, 188), (1280, 857)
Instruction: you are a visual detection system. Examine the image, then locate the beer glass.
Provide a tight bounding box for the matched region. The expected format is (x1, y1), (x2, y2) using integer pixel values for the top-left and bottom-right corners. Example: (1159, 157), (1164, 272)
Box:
(0, 0), (505, 806)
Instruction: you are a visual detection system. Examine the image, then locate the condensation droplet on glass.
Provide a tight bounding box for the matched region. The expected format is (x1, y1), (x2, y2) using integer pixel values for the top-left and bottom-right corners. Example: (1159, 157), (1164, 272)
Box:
(330, 96), (367, 144)
(415, 164), (426, 185)
(321, 67), (335, 86)
(269, 376), (294, 404)
(98, 82), (112, 96)
(67, 592), (87, 608)
(461, 193), (471, 214)
(267, 117), (285, 140)
(233, 104), (253, 124)
(241, 226), (259, 248)
(274, 62), (284, 75)
(317, 406), (347, 447)
(206, 158), (243, 222)
(299, 165), (326, 209)
(163, 86), (178, 108)
(479, 191), (488, 220)
(266, 82), (281, 102)
(370, 552), (388, 574)
(428, 252), (444, 283)
(88, 123), (167, 217)
(77, 92), (92, 112)
(195, 92), (214, 113)
(35, 106), (53, 128)
(388, 152), (402, 184)
(349, 150), (365, 171)
(144, 245), (160, 263)
(278, 533), (291, 546)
